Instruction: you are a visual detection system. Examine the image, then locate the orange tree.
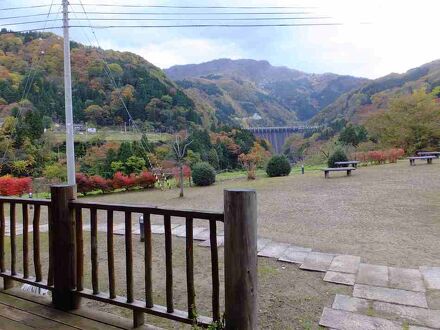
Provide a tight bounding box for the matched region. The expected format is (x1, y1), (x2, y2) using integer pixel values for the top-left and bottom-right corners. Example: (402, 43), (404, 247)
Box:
(239, 142), (271, 180)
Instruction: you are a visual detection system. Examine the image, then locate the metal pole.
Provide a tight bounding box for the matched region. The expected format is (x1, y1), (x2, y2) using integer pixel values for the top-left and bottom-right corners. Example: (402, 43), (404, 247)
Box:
(63, 0), (76, 185)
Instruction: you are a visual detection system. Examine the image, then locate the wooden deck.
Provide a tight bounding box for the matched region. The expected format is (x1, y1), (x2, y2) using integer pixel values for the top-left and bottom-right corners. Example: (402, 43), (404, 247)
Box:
(0, 288), (161, 330)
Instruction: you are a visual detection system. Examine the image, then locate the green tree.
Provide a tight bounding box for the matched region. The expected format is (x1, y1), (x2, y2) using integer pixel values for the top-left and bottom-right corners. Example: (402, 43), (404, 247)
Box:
(339, 125), (368, 148)
(366, 90), (440, 153)
(125, 156), (146, 174)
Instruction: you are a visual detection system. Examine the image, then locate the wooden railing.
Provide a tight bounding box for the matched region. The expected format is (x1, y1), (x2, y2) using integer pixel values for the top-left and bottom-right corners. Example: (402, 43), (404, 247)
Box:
(70, 200), (223, 326)
(0, 186), (258, 330)
(0, 197), (53, 291)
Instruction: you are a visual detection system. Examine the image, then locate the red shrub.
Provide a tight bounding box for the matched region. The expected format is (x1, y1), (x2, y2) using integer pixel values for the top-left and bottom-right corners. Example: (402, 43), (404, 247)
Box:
(171, 165), (192, 179)
(367, 150), (386, 164)
(89, 175), (112, 193)
(385, 148), (405, 163)
(76, 173), (94, 195)
(135, 171), (157, 189)
(0, 176), (32, 196)
(112, 172), (136, 191)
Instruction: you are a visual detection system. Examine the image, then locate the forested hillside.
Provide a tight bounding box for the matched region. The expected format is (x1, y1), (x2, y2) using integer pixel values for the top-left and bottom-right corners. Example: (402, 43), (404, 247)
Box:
(166, 58), (368, 125)
(0, 31), (208, 131)
(311, 59), (440, 125)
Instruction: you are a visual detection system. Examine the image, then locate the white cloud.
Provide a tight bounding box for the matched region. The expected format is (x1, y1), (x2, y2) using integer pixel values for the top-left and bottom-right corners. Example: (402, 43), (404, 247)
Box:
(101, 38), (244, 68)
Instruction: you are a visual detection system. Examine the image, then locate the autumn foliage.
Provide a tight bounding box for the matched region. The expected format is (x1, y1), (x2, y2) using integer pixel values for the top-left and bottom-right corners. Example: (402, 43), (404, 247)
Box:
(0, 176), (32, 196)
(76, 171), (156, 195)
(352, 148), (405, 164)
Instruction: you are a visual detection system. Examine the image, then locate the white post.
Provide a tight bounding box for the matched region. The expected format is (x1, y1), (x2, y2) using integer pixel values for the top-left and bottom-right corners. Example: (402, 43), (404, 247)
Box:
(63, 0), (76, 185)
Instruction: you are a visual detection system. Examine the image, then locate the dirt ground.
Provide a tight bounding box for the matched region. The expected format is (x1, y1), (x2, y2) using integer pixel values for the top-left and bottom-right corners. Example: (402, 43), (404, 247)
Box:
(87, 161), (440, 268)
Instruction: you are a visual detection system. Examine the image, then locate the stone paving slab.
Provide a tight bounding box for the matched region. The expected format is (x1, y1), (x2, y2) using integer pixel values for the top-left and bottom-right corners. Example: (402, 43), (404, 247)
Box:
(176, 227), (207, 238)
(3, 224), (50, 236)
(319, 307), (402, 330)
(409, 326), (435, 330)
(420, 267), (440, 290)
(192, 229), (210, 241)
(353, 284), (428, 308)
(373, 300), (440, 329)
(171, 225), (187, 236)
(151, 225), (164, 234)
(356, 264), (389, 287)
(329, 255), (361, 274)
(300, 252), (335, 272)
(150, 224), (179, 235)
(113, 224), (127, 235)
(389, 267), (426, 292)
(324, 271), (356, 286)
(332, 294), (370, 312)
(257, 238), (272, 252)
(332, 294), (440, 329)
(278, 246), (312, 264)
(198, 236), (224, 248)
(257, 242), (290, 259)
(278, 251), (310, 264)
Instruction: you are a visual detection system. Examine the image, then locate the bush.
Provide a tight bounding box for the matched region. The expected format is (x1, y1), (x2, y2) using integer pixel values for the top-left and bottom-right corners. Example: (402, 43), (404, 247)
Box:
(266, 155), (291, 177)
(327, 148), (348, 167)
(192, 162), (216, 186)
(0, 176), (32, 196)
(135, 171), (157, 189)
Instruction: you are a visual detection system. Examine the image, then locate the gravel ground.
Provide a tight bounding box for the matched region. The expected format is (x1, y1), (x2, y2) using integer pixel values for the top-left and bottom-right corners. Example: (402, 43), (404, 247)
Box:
(87, 161), (440, 268)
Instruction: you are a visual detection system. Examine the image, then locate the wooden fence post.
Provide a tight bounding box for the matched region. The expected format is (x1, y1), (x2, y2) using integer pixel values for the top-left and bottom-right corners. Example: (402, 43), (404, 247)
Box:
(224, 189), (258, 330)
(51, 185), (80, 311)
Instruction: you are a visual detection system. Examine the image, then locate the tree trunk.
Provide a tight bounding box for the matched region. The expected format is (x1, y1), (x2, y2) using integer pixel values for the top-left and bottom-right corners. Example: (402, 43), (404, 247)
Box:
(179, 164), (184, 198)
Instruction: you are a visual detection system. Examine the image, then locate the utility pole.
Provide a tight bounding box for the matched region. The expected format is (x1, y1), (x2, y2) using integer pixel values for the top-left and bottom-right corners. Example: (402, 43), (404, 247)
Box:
(63, 0), (76, 184)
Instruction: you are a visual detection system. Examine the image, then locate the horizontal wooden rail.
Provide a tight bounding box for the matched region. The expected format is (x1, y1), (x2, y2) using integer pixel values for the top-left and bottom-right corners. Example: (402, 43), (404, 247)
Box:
(0, 197), (50, 206)
(70, 201), (224, 221)
(76, 289), (213, 326)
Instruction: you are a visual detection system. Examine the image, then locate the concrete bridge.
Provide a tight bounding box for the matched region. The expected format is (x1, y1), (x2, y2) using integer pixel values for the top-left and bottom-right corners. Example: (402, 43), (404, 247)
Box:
(247, 126), (320, 154)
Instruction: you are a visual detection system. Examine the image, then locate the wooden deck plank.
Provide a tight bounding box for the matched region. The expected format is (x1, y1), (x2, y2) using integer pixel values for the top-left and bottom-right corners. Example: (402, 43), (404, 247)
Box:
(0, 315), (34, 330)
(0, 290), (123, 330)
(0, 303), (75, 329)
(0, 289), (162, 330)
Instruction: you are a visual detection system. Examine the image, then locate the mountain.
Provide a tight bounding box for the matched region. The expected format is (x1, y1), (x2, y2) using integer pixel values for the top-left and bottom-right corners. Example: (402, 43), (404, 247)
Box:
(165, 59), (368, 126)
(311, 60), (440, 125)
(0, 31), (212, 131)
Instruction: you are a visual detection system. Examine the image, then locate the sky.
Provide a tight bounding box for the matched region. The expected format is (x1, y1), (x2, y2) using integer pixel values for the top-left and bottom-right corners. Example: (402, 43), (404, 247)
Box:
(2, 0), (440, 78)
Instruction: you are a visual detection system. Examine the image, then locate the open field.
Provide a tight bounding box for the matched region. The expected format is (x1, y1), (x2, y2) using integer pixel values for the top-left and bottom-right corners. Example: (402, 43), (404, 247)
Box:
(86, 160), (440, 268)
(49, 130), (171, 143)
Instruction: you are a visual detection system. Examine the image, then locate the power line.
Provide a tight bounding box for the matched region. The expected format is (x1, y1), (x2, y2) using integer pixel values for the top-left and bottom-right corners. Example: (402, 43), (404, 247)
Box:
(0, 4), (52, 11)
(66, 16), (331, 22)
(68, 11), (316, 16)
(0, 19), (61, 26)
(0, 13), (60, 20)
(69, 23), (342, 28)
(11, 21), (343, 33)
(73, 3), (315, 9)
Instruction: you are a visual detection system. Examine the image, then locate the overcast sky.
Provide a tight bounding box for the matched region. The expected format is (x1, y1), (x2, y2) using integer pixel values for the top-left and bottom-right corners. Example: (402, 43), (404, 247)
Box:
(3, 0), (440, 78)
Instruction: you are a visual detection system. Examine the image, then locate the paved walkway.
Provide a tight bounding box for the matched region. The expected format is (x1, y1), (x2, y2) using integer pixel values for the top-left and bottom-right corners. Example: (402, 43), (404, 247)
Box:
(4, 221), (439, 329)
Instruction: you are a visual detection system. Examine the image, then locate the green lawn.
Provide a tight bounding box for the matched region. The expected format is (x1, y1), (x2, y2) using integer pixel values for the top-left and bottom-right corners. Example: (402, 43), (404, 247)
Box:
(49, 130), (171, 143)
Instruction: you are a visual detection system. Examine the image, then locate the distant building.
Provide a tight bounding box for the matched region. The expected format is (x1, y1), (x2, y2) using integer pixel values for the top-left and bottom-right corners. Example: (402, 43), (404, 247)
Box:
(251, 113), (262, 120)
(87, 127), (97, 134)
(73, 124), (85, 132)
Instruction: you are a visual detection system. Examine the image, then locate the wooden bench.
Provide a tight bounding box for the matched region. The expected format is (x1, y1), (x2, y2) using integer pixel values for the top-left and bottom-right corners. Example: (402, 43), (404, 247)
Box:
(335, 161), (360, 168)
(408, 156), (436, 166)
(417, 151), (440, 158)
(321, 167), (356, 178)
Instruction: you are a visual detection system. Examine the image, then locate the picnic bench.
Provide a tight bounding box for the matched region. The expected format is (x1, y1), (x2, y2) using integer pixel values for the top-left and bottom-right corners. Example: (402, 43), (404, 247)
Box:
(417, 151), (440, 158)
(322, 167), (356, 178)
(408, 156), (436, 166)
(335, 161), (360, 168)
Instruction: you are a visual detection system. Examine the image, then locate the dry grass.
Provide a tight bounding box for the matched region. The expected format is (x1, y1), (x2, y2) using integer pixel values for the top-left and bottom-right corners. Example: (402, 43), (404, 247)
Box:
(87, 160), (440, 268)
